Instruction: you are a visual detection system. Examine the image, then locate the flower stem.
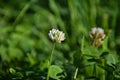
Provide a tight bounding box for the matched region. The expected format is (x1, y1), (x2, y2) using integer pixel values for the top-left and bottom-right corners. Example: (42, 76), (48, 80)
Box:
(47, 42), (56, 80)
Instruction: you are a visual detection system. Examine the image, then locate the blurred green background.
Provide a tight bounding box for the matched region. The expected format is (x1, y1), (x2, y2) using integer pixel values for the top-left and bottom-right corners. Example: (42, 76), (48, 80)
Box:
(0, 0), (120, 80)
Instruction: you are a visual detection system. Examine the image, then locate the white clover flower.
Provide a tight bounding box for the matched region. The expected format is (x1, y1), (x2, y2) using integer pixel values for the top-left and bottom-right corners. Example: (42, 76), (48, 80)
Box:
(89, 27), (106, 46)
(48, 28), (65, 43)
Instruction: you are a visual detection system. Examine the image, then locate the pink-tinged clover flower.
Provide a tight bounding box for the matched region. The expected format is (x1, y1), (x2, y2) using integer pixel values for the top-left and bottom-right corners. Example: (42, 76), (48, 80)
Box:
(89, 27), (105, 46)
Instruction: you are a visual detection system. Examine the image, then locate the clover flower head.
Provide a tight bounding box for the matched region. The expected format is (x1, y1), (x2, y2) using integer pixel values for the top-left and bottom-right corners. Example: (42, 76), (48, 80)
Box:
(48, 28), (65, 43)
(89, 27), (105, 46)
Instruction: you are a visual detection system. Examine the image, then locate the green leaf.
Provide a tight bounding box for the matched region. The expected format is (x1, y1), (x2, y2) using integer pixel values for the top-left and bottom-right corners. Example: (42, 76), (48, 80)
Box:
(113, 63), (120, 78)
(9, 68), (16, 74)
(106, 53), (117, 65)
(49, 65), (64, 80)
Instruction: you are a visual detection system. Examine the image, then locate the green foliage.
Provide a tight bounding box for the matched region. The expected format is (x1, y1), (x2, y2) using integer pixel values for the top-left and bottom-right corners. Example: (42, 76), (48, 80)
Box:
(49, 65), (65, 80)
(0, 0), (120, 80)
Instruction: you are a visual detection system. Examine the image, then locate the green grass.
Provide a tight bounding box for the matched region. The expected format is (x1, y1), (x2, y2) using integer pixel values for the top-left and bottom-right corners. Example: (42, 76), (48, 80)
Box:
(0, 0), (120, 80)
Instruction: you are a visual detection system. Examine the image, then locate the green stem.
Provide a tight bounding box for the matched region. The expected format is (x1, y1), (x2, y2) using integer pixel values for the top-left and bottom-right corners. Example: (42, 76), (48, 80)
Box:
(74, 67), (78, 80)
(13, 2), (31, 26)
(47, 42), (56, 80)
(101, 59), (105, 80)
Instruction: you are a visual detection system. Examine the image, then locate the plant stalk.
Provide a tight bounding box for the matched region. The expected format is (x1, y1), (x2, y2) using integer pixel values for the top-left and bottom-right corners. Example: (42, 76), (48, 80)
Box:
(47, 42), (56, 80)
(74, 67), (78, 80)
(101, 59), (105, 80)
